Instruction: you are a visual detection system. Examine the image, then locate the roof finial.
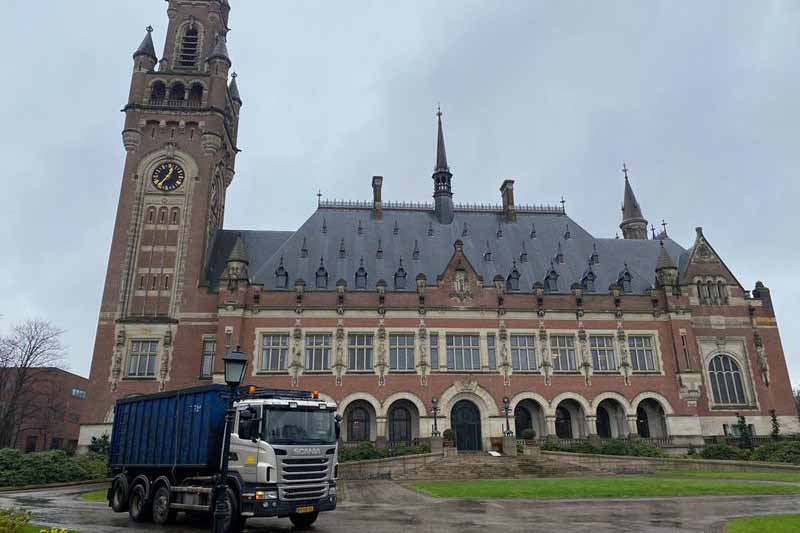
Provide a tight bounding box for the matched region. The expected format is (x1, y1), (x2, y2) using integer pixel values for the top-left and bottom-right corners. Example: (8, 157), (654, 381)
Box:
(146, 25), (153, 33)
(231, 71), (238, 80)
(651, 224), (657, 239)
(661, 219), (668, 236)
(317, 190), (322, 206)
(622, 162), (630, 180)
(560, 195), (566, 211)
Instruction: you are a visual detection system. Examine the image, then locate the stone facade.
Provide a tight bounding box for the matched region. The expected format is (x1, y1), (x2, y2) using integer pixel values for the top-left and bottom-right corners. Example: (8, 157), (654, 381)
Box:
(79, 0), (799, 452)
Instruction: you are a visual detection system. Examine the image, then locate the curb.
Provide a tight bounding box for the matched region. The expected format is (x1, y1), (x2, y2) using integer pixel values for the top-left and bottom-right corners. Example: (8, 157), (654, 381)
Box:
(0, 479), (111, 494)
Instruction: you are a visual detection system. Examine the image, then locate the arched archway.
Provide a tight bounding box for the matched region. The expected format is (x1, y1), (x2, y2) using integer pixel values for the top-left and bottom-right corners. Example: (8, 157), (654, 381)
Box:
(451, 400), (482, 451)
(387, 400), (419, 444)
(554, 399), (587, 438)
(514, 399), (546, 439)
(636, 398), (668, 438)
(596, 398), (628, 438)
(343, 400), (376, 443)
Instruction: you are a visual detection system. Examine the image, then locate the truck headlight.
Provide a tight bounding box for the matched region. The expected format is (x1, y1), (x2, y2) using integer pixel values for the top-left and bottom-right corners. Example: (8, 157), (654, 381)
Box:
(255, 490), (278, 500)
(329, 487), (336, 495)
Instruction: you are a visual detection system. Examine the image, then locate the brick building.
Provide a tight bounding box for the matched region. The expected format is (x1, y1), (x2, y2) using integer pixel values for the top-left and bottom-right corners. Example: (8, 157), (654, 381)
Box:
(2, 368), (89, 453)
(80, 0), (798, 452)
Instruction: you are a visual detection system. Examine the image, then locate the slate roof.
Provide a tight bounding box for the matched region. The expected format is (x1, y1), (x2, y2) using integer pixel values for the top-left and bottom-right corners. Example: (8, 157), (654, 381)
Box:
(622, 177), (645, 221)
(204, 205), (687, 295)
(133, 28), (157, 61)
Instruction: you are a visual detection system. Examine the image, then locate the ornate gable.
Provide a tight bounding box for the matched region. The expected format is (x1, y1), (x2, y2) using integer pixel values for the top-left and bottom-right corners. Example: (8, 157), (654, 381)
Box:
(681, 227), (743, 289)
(438, 240), (484, 303)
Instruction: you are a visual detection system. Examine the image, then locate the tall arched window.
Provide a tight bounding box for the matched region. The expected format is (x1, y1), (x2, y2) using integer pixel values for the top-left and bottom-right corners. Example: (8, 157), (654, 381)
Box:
(348, 406), (370, 442)
(189, 83), (204, 106)
(169, 83), (186, 103)
(177, 25), (200, 70)
(718, 281), (728, 303)
(708, 354), (747, 405)
(388, 406), (411, 444)
(149, 82), (166, 104)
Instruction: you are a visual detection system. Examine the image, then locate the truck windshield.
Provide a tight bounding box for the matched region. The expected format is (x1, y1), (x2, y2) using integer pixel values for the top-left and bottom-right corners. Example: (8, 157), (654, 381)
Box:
(262, 408), (336, 445)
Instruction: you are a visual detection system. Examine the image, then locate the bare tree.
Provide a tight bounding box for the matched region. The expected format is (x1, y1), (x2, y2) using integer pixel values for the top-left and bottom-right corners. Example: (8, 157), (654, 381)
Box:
(0, 320), (65, 449)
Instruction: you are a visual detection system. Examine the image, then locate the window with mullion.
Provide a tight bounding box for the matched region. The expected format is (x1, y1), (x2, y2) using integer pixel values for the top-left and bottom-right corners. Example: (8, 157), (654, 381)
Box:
(348, 334), (374, 371)
(128, 340), (159, 377)
(429, 334), (439, 370)
(487, 335), (497, 370)
(590, 335), (617, 372)
(200, 339), (216, 377)
(550, 335), (577, 372)
(511, 334), (537, 371)
(305, 334), (331, 371)
(446, 334), (480, 370)
(261, 334), (289, 372)
(628, 335), (658, 372)
(390, 334), (415, 371)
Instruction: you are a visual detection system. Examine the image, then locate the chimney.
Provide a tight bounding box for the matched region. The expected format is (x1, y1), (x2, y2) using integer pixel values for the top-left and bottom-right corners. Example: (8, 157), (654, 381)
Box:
(500, 179), (516, 221)
(372, 176), (383, 220)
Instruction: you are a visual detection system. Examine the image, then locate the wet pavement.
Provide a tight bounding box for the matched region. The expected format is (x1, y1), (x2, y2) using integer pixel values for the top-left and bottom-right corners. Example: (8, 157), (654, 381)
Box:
(1, 480), (800, 532)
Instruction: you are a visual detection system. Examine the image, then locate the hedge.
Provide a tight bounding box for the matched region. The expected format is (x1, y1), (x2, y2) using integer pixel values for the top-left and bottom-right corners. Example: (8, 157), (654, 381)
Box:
(0, 449), (108, 488)
(338, 442), (431, 463)
(540, 439), (664, 458)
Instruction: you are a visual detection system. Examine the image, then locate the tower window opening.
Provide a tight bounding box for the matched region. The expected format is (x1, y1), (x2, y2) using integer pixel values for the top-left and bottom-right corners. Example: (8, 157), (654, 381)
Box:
(169, 83), (186, 103)
(189, 84), (203, 106)
(177, 26), (200, 70)
(149, 82), (166, 104)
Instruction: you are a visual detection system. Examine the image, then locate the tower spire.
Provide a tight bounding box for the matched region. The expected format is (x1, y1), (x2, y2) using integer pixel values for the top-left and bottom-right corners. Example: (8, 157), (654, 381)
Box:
(432, 105), (454, 224)
(619, 163), (648, 240)
(133, 26), (157, 62)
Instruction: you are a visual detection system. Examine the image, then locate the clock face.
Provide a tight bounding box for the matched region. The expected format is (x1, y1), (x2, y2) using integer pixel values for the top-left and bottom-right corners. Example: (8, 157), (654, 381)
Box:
(151, 162), (186, 192)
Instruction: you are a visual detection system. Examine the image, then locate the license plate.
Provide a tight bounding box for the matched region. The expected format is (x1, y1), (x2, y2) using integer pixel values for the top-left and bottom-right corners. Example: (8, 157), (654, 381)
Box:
(296, 505), (315, 514)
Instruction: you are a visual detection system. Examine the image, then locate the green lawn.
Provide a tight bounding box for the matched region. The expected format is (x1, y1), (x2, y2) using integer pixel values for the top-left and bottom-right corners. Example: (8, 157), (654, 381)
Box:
(79, 489), (107, 502)
(658, 470), (800, 483)
(727, 514), (800, 533)
(413, 477), (800, 500)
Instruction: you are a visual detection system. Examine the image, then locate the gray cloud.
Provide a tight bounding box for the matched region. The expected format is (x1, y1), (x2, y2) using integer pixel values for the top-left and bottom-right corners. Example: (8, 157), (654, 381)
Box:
(1, 1), (798, 385)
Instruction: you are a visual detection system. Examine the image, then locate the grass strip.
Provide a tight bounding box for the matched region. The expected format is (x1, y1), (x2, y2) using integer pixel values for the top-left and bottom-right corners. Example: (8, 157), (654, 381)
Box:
(658, 470), (800, 483)
(413, 477), (800, 500)
(726, 514), (800, 533)
(79, 489), (106, 502)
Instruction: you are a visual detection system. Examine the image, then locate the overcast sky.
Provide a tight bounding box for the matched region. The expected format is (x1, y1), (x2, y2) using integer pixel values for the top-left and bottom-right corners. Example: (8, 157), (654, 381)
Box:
(1, 1), (798, 386)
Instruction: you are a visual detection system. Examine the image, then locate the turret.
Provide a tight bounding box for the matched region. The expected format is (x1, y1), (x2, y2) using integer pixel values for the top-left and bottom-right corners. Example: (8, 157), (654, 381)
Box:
(655, 241), (678, 288)
(128, 26), (158, 106)
(619, 164), (648, 240)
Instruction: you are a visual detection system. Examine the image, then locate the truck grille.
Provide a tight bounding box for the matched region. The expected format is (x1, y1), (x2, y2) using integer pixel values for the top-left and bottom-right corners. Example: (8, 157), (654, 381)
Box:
(278, 457), (330, 501)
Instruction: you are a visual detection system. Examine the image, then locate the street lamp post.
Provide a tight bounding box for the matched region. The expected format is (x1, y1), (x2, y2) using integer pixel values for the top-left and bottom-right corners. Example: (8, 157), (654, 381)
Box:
(212, 346), (249, 533)
(502, 396), (513, 437)
(431, 397), (440, 437)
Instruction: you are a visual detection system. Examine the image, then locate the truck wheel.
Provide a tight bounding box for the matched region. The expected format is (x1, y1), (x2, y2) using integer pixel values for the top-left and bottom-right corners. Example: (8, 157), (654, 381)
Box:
(110, 477), (129, 512)
(151, 486), (177, 525)
(128, 484), (152, 522)
(217, 487), (242, 533)
(290, 511), (319, 529)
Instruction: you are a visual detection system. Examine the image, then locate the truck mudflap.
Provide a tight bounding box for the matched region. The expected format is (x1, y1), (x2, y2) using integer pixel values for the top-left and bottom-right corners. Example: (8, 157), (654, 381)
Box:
(240, 481), (337, 518)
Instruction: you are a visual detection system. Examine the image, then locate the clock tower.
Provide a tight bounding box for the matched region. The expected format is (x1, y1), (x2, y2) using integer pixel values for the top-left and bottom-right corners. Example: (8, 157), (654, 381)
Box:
(84, 0), (242, 420)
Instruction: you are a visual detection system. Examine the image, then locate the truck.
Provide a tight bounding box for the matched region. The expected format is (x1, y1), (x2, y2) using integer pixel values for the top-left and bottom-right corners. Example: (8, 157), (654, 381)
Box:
(106, 385), (339, 532)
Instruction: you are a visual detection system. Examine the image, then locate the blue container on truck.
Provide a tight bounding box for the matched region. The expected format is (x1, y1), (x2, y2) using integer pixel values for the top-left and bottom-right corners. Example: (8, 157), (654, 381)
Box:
(110, 385), (231, 470)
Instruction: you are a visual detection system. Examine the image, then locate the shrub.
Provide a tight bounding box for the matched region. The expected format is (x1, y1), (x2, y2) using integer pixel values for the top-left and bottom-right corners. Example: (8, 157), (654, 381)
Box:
(571, 441), (598, 454)
(700, 444), (749, 461)
(88, 434), (111, 455)
(597, 440), (630, 456)
(0, 507), (32, 532)
(751, 441), (800, 465)
(521, 429), (537, 441)
(540, 439), (563, 452)
(0, 448), (108, 488)
(626, 441), (664, 458)
(442, 429), (455, 442)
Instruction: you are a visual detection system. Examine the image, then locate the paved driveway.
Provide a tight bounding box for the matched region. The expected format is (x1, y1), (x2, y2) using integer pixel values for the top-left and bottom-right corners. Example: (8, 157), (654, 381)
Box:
(2, 480), (800, 532)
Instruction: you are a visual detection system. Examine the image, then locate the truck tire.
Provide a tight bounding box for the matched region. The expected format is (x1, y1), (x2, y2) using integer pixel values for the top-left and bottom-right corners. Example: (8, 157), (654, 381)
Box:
(215, 486), (242, 533)
(110, 477), (129, 512)
(289, 511), (319, 529)
(151, 486), (177, 525)
(128, 484), (152, 522)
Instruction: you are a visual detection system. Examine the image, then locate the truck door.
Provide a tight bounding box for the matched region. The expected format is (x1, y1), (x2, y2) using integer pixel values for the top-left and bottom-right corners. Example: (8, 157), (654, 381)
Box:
(231, 405), (260, 481)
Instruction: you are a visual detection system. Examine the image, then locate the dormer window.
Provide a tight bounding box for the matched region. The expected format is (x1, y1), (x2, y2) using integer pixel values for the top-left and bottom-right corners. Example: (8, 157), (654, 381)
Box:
(544, 265), (559, 292)
(506, 263), (520, 291)
(394, 260), (407, 289)
(582, 269), (596, 292)
(355, 258), (368, 289)
(618, 266), (632, 293)
(315, 258), (328, 289)
(275, 257), (288, 289)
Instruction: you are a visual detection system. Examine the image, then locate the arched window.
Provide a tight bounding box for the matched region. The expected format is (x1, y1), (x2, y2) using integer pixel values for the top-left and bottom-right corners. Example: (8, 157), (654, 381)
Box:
(274, 257), (288, 289)
(170, 208), (180, 225)
(514, 406), (533, 436)
(149, 82), (166, 104)
(146, 207), (156, 224)
(189, 83), (203, 106)
(709, 354), (747, 405)
(708, 280), (718, 302)
(555, 406), (572, 438)
(169, 83), (186, 103)
(697, 281), (707, 303)
(348, 406), (370, 442)
(718, 281), (728, 303)
(177, 25), (200, 70)
(158, 207), (168, 224)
